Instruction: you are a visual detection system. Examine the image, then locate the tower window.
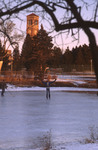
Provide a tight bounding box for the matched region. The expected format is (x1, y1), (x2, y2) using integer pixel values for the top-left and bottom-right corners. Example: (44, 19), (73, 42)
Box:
(28, 20), (32, 25)
(34, 20), (38, 25)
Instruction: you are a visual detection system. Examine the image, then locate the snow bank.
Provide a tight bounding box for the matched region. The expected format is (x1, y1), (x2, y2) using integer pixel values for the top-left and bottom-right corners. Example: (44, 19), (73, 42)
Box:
(32, 143), (98, 150)
(60, 143), (98, 150)
(5, 84), (98, 92)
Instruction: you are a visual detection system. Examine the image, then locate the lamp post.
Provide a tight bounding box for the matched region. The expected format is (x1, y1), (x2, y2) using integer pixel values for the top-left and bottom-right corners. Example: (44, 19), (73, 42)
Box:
(0, 61), (3, 74)
(91, 59), (92, 75)
(11, 58), (13, 72)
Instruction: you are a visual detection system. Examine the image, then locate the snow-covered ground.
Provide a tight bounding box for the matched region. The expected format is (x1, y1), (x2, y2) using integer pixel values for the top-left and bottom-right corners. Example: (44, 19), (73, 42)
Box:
(5, 73), (98, 93)
(0, 75), (98, 150)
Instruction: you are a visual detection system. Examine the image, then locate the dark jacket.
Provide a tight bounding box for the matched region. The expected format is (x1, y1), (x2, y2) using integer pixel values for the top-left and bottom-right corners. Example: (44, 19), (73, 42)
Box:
(42, 79), (56, 88)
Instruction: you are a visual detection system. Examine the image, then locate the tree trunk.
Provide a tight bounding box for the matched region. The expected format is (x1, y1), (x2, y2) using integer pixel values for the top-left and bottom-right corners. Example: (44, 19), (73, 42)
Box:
(83, 28), (98, 87)
(65, 0), (98, 87)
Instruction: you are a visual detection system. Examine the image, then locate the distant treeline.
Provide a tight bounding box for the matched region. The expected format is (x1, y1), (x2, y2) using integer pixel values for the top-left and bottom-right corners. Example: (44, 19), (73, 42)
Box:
(0, 25), (94, 76)
(48, 44), (92, 69)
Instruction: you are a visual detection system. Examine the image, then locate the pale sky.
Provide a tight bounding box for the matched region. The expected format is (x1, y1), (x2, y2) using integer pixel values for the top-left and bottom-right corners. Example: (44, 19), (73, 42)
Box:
(12, 0), (98, 53)
(15, 16), (98, 53)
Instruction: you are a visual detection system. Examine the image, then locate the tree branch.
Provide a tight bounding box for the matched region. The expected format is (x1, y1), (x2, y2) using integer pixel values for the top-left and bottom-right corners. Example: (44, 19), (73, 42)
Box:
(55, 21), (98, 31)
(94, 2), (98, 21)
(0, 0), (98, 31)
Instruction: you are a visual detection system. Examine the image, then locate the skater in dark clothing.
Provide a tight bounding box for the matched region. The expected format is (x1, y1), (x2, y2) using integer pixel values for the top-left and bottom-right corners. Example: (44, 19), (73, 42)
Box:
(42, 78), (56, 99)
(1, 80), (7, 96)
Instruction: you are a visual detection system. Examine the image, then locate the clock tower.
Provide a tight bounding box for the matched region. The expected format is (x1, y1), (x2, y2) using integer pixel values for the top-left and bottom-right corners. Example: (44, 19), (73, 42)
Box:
(27, 13), (39, 38)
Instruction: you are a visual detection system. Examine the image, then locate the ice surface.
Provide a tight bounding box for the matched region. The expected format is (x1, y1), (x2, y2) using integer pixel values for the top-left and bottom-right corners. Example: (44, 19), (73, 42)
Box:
(0, 88), (98, 150)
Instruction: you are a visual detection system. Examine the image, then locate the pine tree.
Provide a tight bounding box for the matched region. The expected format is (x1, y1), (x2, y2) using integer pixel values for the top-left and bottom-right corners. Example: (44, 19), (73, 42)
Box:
(82, 44), (92, 65)
(63, 47), (73, 65)
(49, 46), (62, 68)
(75, 46), (85, 65)
(30, 25), (53, 78)
(21, 34), (33, 70)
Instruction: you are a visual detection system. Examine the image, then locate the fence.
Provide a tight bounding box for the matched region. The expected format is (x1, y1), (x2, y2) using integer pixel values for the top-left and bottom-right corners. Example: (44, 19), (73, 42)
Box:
(0, 64), (95, 81)
(50, 65), (94, 75)
(63, 65), (94, 73)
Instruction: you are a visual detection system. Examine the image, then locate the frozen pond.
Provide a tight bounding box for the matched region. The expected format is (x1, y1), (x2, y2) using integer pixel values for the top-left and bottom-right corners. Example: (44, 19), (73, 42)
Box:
(0, 91), (98, 150)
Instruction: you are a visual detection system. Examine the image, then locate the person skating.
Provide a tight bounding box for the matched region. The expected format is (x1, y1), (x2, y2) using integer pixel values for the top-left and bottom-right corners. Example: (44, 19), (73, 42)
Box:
(42, 77), (56, 99)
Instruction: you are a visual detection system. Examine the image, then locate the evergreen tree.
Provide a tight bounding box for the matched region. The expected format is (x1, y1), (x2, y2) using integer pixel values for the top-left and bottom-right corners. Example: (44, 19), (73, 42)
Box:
(62, 47), (73, 71)
(75, 46), (85, 65)
(49, 46), (62, 68)
(82, 44), (92, 65)
(63, 47), (73, 65)
(72, 46), (78, 65)
(13, 46), (20, 71)
(21, 34), (33, 70)
(31, 25), (53, 78)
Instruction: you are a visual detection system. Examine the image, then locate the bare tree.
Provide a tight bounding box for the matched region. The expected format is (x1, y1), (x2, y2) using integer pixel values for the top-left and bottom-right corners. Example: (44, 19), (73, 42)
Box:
(0, 20), (24, 50)
(0, 0), (98, 84)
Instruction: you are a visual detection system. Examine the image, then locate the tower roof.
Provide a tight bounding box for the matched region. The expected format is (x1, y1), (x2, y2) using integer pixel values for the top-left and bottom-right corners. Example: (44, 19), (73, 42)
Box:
(27, 13), (39, 17)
